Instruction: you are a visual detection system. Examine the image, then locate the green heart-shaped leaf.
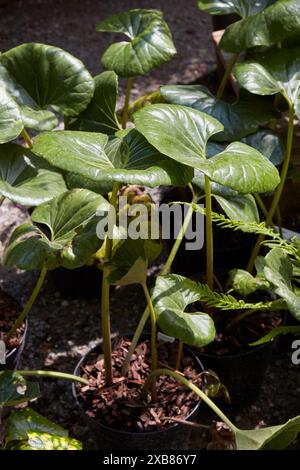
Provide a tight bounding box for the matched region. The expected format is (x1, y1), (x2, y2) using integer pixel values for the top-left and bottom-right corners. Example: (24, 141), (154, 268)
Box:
(33, 129), (193, 187)
(6, 408), (68, 443)
(4, 189), (109, 270)
(0, 86), (23, 143)
(196, 142), (280, 193)
(152, 274), (216, 347)
(160, 85), (275, 142)
(134, 104), (279, 193)
(0, 143), (67, 206)
(0, 43), (94, 131)
(0, 371), (40, 407)
(69, 71), (120, 134)
(134, 103), (224, 165)
(235, 415), (300, 450)
(97, 9), (176, 77)
(241, 130), (284, 166)
(106, 238), (150, 286)
(193, 168), (260, 222)
(214, 194), (259, 222)
(197, 0), (275, 17)
(264, 248), (300, 320)
(235, 48), (300, 117)
(220, 0), (300, 52)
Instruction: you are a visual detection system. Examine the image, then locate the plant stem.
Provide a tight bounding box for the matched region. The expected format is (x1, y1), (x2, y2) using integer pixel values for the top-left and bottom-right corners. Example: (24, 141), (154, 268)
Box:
(163, 196), (197, 274)
(101, 270), (113, 386)
(21, 128), (33, 148)
(269, 93), (281, 130)
(142, 368), (238, 433)
(121, 194), (198, 376)
(101, 182), (120, 386)
(205, 176), (214, 289)
(141, 282), (157, 401)
(175, 340), (183, 371)
(19, 370), (89, 385)
(247, 104), (295, 272)
(254, 193), (270, 221)
(5, 266), (47, 343)
(0, 196), (5, 207)
(216, 53), (238, 100)
(122, 77), (134, 129)
(141, 283), (158, 372)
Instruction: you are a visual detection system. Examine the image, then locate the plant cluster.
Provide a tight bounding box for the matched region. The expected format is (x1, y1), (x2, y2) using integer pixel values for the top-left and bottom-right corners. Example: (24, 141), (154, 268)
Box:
(1, 2), (300, 451)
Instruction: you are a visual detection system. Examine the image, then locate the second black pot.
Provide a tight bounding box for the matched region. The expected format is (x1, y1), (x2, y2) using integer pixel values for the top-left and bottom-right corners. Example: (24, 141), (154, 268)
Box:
(72, 337), (205, 450)
(194, 340), (274, 409)
(50, 266), (102, 300)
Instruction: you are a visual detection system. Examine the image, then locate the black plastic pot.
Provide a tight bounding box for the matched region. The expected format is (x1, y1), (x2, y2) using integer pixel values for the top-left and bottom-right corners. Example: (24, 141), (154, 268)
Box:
(1, 319), (28, 371)
(212, 14), (239, 31)
(194, 340), (274, 409)
(72, 337), (205, 450)
(50, 265), (103, 300)
(168, 225), (255, 277)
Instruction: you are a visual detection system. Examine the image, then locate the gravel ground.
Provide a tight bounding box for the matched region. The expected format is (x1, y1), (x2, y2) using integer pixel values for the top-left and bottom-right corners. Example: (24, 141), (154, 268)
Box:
(0, 0), (300, 450)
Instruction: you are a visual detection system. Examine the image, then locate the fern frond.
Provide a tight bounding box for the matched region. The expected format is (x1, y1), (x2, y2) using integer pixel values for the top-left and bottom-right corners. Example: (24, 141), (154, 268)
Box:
(194, 206), (299, 260)
(196, 282), (286, 311)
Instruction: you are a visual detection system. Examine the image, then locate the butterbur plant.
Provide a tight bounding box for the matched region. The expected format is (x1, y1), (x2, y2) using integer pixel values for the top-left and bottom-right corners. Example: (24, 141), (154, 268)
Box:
(96, 9), (176, 128)
(134, 103), (280, 288)
(1, 4), (300, 452)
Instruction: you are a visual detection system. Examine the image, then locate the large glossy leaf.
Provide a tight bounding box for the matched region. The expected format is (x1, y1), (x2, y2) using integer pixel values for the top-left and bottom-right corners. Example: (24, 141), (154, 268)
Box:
(197, 0), (275, 17)
(8, 432), (82, 450)
(241, 130), (284, 166)
(160, 85), (275, 142)
(152, 274), (216, 347)
(69, 71), (120, 134)
(0, 371), (40, 407)
(134, 103), (224, 165)
(134, 105), (279, 193)
(214, 194), (259, 222)
(235, 415), (300, 450)
(235, 48), (300, 117)
(264, 248), (300, 320)
(0, 86), (23, 143)
(221, 0), (300, 52)
(196, 142), (280, 193)
(97, 9), (176, 77)
(33, 129), (193, 187)
(6, 408), (68, 443)
(106, 238), (153, 286)
(0, 43), (94, 131)
(193, 169), (259, 222)
(4, 189), (109, 270)
(0, 143), (67, 206)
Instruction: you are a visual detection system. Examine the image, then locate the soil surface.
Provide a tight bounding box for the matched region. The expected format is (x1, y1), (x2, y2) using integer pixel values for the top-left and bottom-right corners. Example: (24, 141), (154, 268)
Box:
(77, 338), (202, 432)
(0, 0), (300, 450)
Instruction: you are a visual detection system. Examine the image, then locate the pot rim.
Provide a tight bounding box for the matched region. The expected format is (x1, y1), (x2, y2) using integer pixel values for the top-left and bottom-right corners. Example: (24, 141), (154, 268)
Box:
(72, 334), (204, 437)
